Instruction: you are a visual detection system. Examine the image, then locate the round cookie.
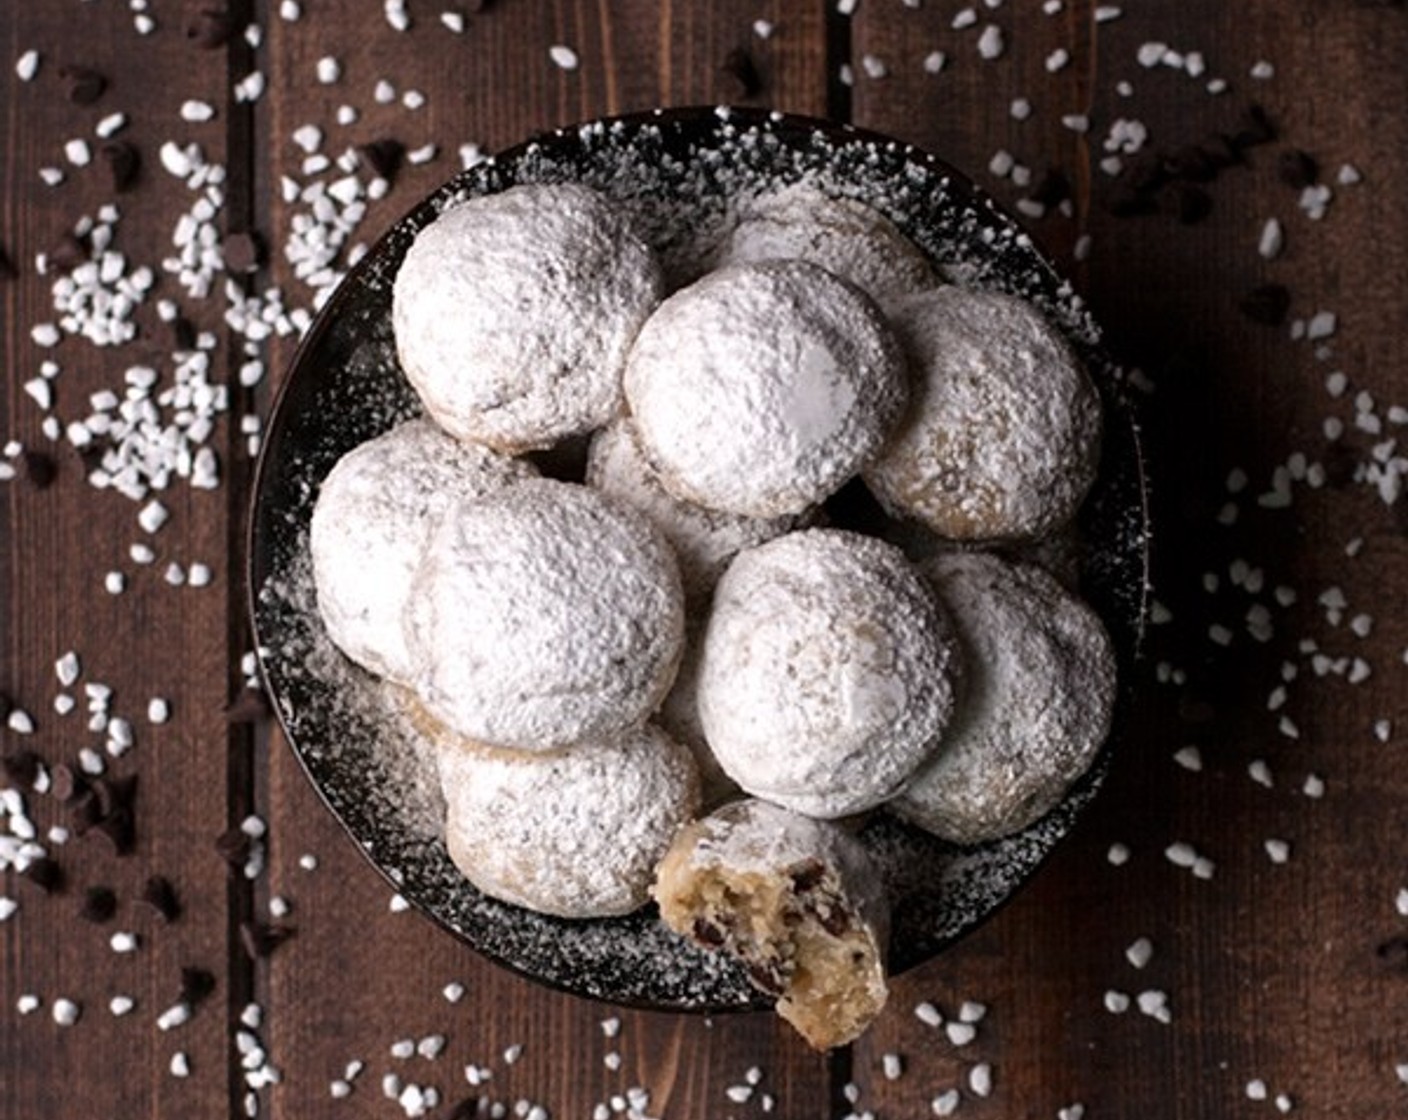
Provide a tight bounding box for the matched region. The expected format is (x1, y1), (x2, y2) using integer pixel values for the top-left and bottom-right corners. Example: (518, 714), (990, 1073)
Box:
(586, 418), (804, 601)
(624, 260), (908, 518)
(697, 529), (961, 818)
(392, 183), (663, 452)
(655, 616), (741, 810)
(654, 798), (890, 1050)
(405, 478), (685, 751)
(890, 551), (1117, 845)
(437, 723), (700, 919)
(864, 286), (1102, 541)
(309, 417), (537, 683)
(713, 183), (939, 308)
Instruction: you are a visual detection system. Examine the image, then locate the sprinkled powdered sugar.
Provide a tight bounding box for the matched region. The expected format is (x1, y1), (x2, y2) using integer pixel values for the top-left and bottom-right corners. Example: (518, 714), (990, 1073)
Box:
(865, 285), (1103, 541)
(699, 529), (962, 818)
(709, 182), (940, 307)
(392, 182), (663, 452)
(252, 108), (1149, 1008)
(404, 479), (685, 751)
(309, 417), (537, 683)
(436, 723), (699, 918)
(625, 259), (908, 518)
(892, 551), (1118, 845)
(585, 417), (804, 601)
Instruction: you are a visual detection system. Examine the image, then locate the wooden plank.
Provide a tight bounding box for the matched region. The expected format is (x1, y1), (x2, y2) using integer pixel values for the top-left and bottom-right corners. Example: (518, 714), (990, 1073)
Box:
(253, 4), (834, 1119)
(849, 2), (1408, 1116)
(0, 3), (249, 1117)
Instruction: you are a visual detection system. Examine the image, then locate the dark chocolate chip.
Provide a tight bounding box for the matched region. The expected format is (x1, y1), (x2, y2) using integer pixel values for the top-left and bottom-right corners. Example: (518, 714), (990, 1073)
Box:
(167, 315), (197, 352)
(1030, 167), (1072, 207)
(93, 773), (138, 818)
(179, 966), (216, 1004)
(1231, 104), (1277, 150)
(358, 138), (405, 183)
(50, 763), (86, 803)
(22, 450), (57, 489)
(1377, 935), (1408, 968)
(442, 1099), (483, 1120)
(59, 65), (107, 105)
(69, 789), (103, 833)
(47, 235), (89, 272)
(239, 920), (295, 958)
(94, 807), (136, 855)
(745, 960), (785, 996)
(1163, 145), (1219, 183)
(1238, 284), (1291, 326)
(79, 885), (118, 923)
(223, 231), (265, 274)
(692, 916), (726, 947)
(1, 750), (43, 790)
(719, 47), (762, 100)
(140, 875), (182, 922)
(789, 859), (826, 893)
(0, 244), (16, 280)
(23, 856), (65, 894)
(814, 902), (852, 938)
(1277, 148), (1319, 190)
(225, 688), (270, 723)
(101, 141), (141, 194)
(214, 826), (252, 867)
(184, 3), (233, 48)
(1160, 182), (1213, 224)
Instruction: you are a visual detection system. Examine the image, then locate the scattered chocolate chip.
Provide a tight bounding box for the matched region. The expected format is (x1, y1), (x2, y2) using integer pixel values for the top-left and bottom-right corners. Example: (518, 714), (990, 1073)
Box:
(167, 314), (197, 352)
(179, 966), (216, 1005)
(0, 244), (16, 281)
(1030, 167), (1072, 207)
(223, 231), (265, 274)
(1238, 283), (1291, 326)
(214, 826), (252, 867)
(50, 763), (86, 803)
(1, 750), (43, 790)
(745, 960), (785, 996)
(1160, 182), (1213, 224)
(22, 450), (57, 489)
(58, 65), (107, 105)
(47, 235), (89, 272)
(443, 1099), (483, 1120)
(1377, 935), (1408, 968)
(358, 138), (405, 184)
(68, 789), (103, 834)
(23, 856), (65, 894)
(184, 2), (233, 48)
(225, 688), (270, 723)
(79, 885), (118, 923)
(1277, 148), (1319, 190)
(239, 920), (295, 959)
(93, 773), (138, 819)
(813, 902), (852, 938)
(139, 875), (182, 922)
(1231, 104), (1277, 150)
(101, 140), (141, 194)
(94, 807), (136, 855)
(719, 46), (762, 99)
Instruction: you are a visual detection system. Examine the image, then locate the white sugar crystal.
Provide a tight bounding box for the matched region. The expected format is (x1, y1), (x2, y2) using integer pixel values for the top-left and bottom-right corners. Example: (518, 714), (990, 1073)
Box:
(0, 897), (16, 921)
(945, 1021), (977, 1045)
(1107, 842), (1130, 865)
(915, 1000), (944, 1026)
(111, 930), (139, 953)
(924, 51), (947, 73)
(549, 44), (580, 70)
(882, 1053), (903, 1080)
(969, 1062), (992, 1097)
(1259, 218), (1284, 260)
(1250, 60), (1275, 79)
(753, 18), (774, 38)
(1265, 839), (1291, 863)
(16, 50), (40, 81)
(932, 1089), (960, 1116)
(1046, 48), (1070, 72)
(171, 1052), (191, 1078)
(145, 697), (169, 725)
(977, 24), (1004, 59)
(17, 995), (41, 1015)
(1125, 937), (1153, 969)
(53, 998), (81, 1026)
(110, 995), (135, 1016)
(181, 101), (216, 123)
(317, 56), (341, 84)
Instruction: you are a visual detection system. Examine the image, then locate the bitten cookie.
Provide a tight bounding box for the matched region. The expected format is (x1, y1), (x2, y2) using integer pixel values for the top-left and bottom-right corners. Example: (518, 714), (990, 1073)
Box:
(437, 723), (700, 918)
(890, 551), (1117, 845)
(405, 479), (685, 751)
(309, 418), (536, 683)
(624, 260), (908, 518)
(864, 286), (1102, 541)
(697, 529), (961, 818)
(586, 418), (804, 602)
(392, 183), (663, 452)
(654, 798), (890, 1050)
(712, 183), (939, 308)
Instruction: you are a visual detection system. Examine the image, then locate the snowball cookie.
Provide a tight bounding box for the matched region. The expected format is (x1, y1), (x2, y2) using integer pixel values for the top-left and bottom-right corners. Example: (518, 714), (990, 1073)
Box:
(437, 723), (700, 918)
(713, 183), (939, 308)
(392, 183), (664, 452)
(655, 617), (741, 811)
(654, 798), (890, 1050)
(891, 551), (1117, 845)
(405, 479), (685, 751)
(864, 286), (1102, 541)
(586, 418), (803, 601)
(624, 260), (908, 518)
(310, 418), (537, 683)
(698, 529), (961, 818)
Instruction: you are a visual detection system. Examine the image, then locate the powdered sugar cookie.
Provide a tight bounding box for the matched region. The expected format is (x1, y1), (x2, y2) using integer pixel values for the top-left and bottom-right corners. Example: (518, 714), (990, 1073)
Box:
(697, 529), (961, 818)
(586, 418), (804, 601)
(864, 286), (1102, 541)
(438, 723), (700, 918)
(891, 551), (1117, 845)
(405, 479), (685, 751)
(713, 183), (939, 308)
(310, 418), (537, 683)
(654, 798), (890, 1049)
(625, 260), (908, 518)
(392, 183), (663, 452)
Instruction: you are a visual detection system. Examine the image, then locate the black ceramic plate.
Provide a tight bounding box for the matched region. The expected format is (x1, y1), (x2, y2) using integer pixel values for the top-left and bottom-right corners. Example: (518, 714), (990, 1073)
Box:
(248, 106), (1150, 1011)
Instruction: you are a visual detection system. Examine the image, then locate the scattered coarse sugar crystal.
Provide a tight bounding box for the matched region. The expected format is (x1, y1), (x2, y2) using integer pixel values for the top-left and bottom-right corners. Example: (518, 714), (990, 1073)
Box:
(298, 853), (318, 871)
(726, 1085), (753, 1104)
(52, 998), (81, 1026)
(599, 1015), (620, 1037)
(1259, 218), (1285, 260)
(55, 651), (81, 687)
(977, 24), (1004, 59)
(958, 1000), (986, 1023)
(110, 930), (139, 953)
(17, 994), (42, 1015)
(549, 44), (580, 70)
(15, 49), (40, 81)
(104, 571), (126, 595)
(158, 1001), (192, 1030)
(1375, 719), (1393, 743)
(603, 1051), (622, 1071)
(1173, 746), (1202, 771)
(1046, 48), (1070, 71)
(442, 981), (465, 1003)
(1095, 4), (1122, 19)
(330, 1080), (351, 1099)
(861, 54), (888, 79)
(1278, 716), (1300, 740)
(915, 1000), (944, 1027)
(390, 1038), (415, 1059)
(109, 995), (135, 1016)
(1275, 1094), (1294, 1113)
(1136, 989), (1171, 1023)
(403, 89), (426, 109)
(1250, 60), (1275, 79)
(8, 708), (35, 734)
(1059, 1106), (1086, 1120)
(170, 1052), (191, 1078)
(945, 1021), (977, 1045)
(1265, 839), (1291, 864)
(0, 897), (16, 921)
(1302, 774), (1325, 799)
(924, 51), (947, 74)
(316, 56), (341, 84)
(932, 1088), (961, 1116)
(389, 892), (410, 912)
(1107, 842), (1131, 866)
(1396, 888), (1408, 917)
(969, 1062), (993, 1098)
(1247, 1079), (1268, 1101)
(1125, 937), (1153, 969)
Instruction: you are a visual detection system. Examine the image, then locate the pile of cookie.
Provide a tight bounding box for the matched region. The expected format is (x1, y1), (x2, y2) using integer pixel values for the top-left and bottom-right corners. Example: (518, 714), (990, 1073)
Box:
(309, 179), (1116, 1048)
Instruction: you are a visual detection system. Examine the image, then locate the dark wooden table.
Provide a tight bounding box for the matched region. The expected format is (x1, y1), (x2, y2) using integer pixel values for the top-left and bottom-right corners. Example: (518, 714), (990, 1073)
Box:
(4, 2), (1408, 1117)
